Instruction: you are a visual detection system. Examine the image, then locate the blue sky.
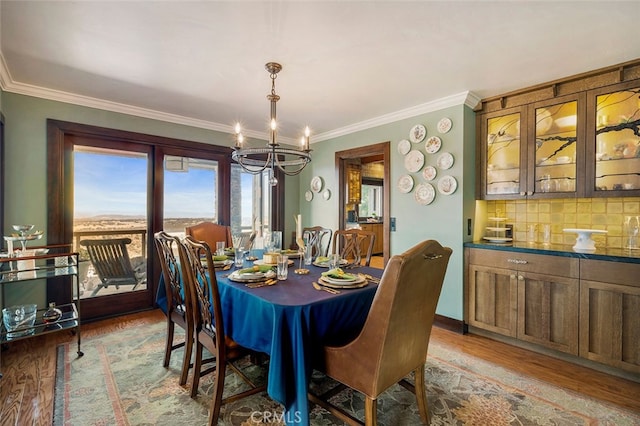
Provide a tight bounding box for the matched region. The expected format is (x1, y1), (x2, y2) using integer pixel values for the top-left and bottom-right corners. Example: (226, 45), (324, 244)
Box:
(74, 152), (229, 219)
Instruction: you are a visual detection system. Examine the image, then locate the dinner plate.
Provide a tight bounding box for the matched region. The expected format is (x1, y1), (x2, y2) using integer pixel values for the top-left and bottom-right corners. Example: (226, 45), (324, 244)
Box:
(404, 150), (424, 173)
(319, 276), (368, 289)
(254, 259), (294, 267)
(425, 136), (442, 154)
(409, 124), (426, 143)
(313, 259), (348, 268)
(397, 139), (411, 155)
(437, 117), (452, 134)
(212, 259), (234, 268)
(437, 175), (457, 195)
(414, 183), (435, 205)
(397, 175), (414, 193)
(422, 165), (436, 181)
(436, 152), (454, 170)
(228, 270), (276, 283)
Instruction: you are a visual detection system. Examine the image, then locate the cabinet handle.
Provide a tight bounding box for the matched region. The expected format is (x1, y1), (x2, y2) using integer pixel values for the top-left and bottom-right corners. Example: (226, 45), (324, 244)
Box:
(510, 274), (516, 279)
(527, 191), (533, 196)
(520, 191), (526, 196)
(518, 275), (524, 281)
(507, 258), (528, 264)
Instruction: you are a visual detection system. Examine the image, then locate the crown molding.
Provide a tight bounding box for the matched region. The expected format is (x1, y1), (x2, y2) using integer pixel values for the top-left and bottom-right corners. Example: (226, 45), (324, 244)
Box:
(313, 91), (481, 142)
(0, 52), (477, 143)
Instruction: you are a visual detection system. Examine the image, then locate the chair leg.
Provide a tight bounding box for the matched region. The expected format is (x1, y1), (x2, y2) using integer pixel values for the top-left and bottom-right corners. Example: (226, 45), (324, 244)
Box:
(207, 358), (227, 426)
(179, 325), (193, 386)
(364, 397), (377, 426)
(191, 341), (203, 398)
(414, 364), (430, 424)
(164, 319), (175, 367)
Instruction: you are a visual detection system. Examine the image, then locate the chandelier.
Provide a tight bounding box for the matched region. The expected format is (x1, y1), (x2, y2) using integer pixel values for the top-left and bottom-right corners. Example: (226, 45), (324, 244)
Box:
(231, 62), (312, 186)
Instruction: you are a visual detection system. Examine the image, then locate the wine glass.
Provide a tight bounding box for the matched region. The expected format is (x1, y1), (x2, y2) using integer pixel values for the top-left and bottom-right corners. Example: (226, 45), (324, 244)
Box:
(12, 224), (34, 252)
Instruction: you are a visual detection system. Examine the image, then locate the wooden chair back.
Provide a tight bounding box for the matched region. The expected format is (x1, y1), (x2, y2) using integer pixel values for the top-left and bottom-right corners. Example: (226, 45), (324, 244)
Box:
(331, 229), (376, 266)
(185, 222), (232, 250)
(153, 231), (193, 385)
(303, 226), (333, 258)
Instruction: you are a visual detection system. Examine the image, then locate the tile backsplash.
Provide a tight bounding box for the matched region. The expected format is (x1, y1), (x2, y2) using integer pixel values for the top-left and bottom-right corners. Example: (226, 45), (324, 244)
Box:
(485, 197), (640, 249)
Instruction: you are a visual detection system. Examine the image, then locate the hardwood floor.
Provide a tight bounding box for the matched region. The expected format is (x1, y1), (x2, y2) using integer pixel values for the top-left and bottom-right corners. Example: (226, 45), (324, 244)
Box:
(1, 309), (638, 425)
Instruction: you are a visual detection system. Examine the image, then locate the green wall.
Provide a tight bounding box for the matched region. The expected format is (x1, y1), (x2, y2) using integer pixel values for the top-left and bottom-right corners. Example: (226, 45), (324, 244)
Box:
(1, 92), (476, 321)
(297, 104), (476, 320)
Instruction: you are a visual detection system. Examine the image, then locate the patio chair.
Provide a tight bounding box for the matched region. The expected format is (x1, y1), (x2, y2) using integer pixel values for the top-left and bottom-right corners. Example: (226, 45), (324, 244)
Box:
(303, 226), (333, 258)
(309, 239), (452, 425)
(185, 222), (232, 251)
(331, 229), (376, 267)
(180, 236), (266, 425)
(153, 231), (194, 386)
(80, 238), (145, 296)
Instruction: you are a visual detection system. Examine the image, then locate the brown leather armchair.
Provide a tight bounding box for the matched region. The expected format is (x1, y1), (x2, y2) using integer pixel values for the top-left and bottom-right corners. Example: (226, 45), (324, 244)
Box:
(310, 239), (452, 425)
(184, 222), (232, 250)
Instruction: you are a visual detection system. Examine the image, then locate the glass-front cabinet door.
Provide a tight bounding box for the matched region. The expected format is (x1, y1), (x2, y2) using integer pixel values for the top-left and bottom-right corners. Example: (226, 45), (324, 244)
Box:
(587, 81), (640, 197)
(528, 94), (585, 198)
(481, 107), (526, 199)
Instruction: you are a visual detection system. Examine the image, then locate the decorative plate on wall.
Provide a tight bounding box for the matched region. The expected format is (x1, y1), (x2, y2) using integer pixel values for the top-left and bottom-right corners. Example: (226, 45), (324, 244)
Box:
(409, 124), (427, 143)
(436, 152), (454, 170)
(397, 139), (411, 155)
(437, 175), (457, 195)
(322, 189), (331, 200)
(437, 117), (453, 134)
(310, 176), (324, 193)
(397, 175), (414, 193)
(305, 190), (314, 201)
(425, 136), (442, 154)
(414, 183), (435, 205)
(404, 150), (425, 173)
(422, 165), (437, 181)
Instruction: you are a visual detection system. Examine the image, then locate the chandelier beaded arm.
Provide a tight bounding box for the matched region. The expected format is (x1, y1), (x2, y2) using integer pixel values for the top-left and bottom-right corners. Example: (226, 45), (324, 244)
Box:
(231, 62), (312, 185)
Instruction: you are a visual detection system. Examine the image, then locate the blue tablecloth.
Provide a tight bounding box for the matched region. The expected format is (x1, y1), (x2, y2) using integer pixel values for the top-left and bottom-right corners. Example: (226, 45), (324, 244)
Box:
(156, 259), (380, 425)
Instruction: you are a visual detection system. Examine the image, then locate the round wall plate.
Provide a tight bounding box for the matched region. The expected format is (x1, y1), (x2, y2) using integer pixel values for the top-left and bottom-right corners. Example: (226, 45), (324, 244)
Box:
(305, 190), (313, 201)
(322, 189), (331, 200)
(310, 176), (324, 193)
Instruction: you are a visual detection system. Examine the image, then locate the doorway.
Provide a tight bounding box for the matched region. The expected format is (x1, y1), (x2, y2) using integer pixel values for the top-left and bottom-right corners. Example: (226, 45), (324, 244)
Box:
(336, 142), (391, 265)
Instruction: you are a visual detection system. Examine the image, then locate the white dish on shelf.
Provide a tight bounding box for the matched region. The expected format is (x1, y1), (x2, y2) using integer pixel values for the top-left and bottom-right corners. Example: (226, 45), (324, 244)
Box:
(563, 228), (608, 252)
(483, 237), (513, 243)
(488, 217), (509, 222)
(486, 227), (509, 232)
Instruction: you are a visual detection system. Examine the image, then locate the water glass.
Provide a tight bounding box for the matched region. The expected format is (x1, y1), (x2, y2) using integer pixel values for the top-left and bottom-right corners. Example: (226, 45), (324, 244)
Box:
(234, 248), (245, 267)
(2, 304), (37, 338)
(216, 241), (226, 256)
(304, 244), (313, 265)
(329, 253), (341, 270)
(527, 224), (537, 244)
(276, 254), (289, 280)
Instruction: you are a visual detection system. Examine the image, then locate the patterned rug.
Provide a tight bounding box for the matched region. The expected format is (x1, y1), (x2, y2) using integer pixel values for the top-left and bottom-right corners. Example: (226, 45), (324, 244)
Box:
(53, 318), (639, 425)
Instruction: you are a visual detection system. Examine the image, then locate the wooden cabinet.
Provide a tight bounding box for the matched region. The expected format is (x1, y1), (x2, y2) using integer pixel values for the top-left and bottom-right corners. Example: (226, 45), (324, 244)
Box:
(467, 248), (579, 354)
(476, 60), (640, 200)
(579, 259), (640, 373)
(359, 223), (383, 255)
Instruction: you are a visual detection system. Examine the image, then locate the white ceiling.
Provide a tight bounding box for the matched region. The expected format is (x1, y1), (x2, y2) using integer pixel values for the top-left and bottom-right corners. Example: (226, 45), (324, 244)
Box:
(1, 1), (639, 144)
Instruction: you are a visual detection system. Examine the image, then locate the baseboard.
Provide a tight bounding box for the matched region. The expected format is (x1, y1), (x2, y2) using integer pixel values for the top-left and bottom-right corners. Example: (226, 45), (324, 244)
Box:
(433, 314), (466, 334)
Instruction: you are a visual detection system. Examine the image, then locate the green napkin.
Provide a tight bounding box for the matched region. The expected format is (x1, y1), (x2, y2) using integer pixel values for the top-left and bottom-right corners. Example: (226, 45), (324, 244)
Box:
(238, 265), (273, 274)
(321, 268), (355, 280)
(315, 256), (329, 263)
(213, 255), (228, 261)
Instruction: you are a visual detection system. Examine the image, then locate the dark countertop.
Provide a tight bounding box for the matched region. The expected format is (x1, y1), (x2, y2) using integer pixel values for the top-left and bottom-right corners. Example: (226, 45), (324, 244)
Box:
(358, 220), (383, 224)
(464, 241), (640, 264)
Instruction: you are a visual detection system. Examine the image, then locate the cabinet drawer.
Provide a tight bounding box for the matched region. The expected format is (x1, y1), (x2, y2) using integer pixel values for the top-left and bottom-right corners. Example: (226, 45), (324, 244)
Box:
(468, 248), (578, 278)
(581, 259), (640, 288)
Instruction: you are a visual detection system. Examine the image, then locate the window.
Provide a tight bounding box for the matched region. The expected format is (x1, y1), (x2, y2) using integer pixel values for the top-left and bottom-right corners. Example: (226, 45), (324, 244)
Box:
(360, 182), (383, 218)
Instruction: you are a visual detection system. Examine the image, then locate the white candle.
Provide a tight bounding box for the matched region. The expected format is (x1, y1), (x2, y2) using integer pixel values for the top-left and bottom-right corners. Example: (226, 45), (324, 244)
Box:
(296, 214), (302, 240)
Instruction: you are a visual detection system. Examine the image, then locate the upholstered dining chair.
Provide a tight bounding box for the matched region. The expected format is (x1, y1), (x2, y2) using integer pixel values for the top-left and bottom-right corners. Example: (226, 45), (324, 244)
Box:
(331, 229), (376, 267)
(185, 222), (232, 251)
(303, 226), (333, 258)
(309, 239), (452, 425)
(180, 236), (266, 425)
(153, 231), (193, 386)
(80, 238), (144, 296)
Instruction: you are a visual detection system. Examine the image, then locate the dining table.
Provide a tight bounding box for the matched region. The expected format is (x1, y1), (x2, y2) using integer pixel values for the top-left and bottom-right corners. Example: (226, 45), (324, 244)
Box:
(156, 252), (382, 425)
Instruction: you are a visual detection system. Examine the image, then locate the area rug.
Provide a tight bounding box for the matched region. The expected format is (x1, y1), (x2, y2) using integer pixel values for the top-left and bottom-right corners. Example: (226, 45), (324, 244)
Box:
(53, 319), (639, 425)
